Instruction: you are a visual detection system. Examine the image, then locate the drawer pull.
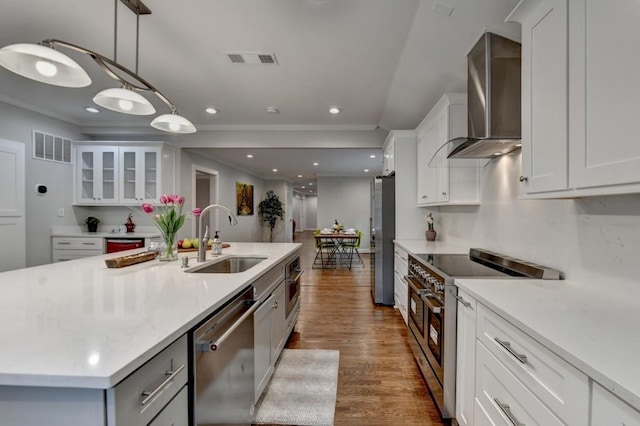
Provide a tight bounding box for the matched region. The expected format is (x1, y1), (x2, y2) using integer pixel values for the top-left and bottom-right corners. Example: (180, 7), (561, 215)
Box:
(452, 294), (471, 308)
(140, 363), (185, 406)
(495, 337), (528, 364)
(57, 242), (71, 245)
(82, 242), (96, 245)
(494, 398), (524, 426)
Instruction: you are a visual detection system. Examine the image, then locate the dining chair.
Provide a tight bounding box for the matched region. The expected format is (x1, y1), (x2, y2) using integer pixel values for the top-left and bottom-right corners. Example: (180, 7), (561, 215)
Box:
(341, 229), (363, 268)
(313, 229), (336, 268)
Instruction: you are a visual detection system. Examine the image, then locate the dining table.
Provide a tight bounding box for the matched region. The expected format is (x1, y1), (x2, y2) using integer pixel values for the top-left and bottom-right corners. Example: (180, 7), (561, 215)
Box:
(313, 231), (359, 269)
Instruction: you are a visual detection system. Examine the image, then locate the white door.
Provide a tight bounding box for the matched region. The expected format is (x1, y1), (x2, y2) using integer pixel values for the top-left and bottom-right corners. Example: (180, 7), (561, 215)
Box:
(0, 139), (25, 272)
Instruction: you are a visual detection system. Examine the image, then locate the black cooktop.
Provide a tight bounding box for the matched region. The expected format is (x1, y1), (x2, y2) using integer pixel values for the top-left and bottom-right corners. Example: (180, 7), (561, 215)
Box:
(413, 253), (527, 278)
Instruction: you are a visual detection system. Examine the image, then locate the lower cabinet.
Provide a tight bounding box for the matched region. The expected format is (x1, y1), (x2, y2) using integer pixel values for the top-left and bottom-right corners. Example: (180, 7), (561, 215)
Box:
(147, 385), (188, 426)
(393, 245), (408, 324)
(254, 281), (286, 402)
(455, 289), (476, 426)
(455, 287), (590, 425)
(51, 236), (104, 262)
(592, 382), (640, 426)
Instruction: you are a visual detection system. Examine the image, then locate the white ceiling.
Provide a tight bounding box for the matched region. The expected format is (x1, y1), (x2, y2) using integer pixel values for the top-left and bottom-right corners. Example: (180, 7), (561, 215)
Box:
(0, 0), (521, 193)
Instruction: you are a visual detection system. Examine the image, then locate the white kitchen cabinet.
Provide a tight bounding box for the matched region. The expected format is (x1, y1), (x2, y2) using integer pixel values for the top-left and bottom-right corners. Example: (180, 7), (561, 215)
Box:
(51, 236), (104, 262)
(454, 288), (589, 426)
(76, 146), (119, 204)
(74, 143), (176, 206)
(509, 0), (640, 198)
(393, 245), (409, 324)
(455, 289), (476, 426)
(119, 147), (161, 204)
(569, 0), (640, 190)
(591, 381), (640, 426)
(508, 0), (569, 194)
(416, 93), (480, 206)
(254, 281), (287, 402)
(382, 136), (395, 176)
(147, 385), (188, 426)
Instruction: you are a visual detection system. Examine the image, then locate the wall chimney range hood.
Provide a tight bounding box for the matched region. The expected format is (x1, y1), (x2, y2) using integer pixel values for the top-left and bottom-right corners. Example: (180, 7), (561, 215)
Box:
(430, 32), (522, 165)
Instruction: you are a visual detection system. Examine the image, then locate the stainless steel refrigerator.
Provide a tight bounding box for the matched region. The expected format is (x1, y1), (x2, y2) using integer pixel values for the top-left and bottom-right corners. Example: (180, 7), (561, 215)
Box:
(371, 176), (395, 305)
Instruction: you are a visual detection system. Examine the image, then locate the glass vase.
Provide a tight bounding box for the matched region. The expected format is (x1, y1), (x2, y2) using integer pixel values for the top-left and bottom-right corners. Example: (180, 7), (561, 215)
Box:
(159, 232), (178, 261)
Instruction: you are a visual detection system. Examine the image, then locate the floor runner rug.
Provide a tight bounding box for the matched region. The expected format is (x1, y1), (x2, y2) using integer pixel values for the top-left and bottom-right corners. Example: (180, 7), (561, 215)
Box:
(254, 349), (340, 426)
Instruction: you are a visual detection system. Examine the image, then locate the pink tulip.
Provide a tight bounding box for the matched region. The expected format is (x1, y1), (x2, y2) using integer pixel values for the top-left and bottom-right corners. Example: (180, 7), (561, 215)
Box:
(175, 195), (184, 205)
(192, 207), (202, 217)
(141, 203), (154, 214)
(159, 194), (169, 204)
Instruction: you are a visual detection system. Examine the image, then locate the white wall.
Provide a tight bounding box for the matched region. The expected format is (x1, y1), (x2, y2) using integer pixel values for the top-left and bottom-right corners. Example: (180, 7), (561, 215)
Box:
(432, 151), (640, 287)
(317, 177), (371, 249)
(0, 102), (84, 266)
(180, 149), (265, 242)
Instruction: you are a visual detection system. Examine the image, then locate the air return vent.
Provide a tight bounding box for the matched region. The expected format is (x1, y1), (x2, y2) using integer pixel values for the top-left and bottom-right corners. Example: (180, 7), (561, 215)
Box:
(32, 130), (72, 164)
(226, 52), (278, 65)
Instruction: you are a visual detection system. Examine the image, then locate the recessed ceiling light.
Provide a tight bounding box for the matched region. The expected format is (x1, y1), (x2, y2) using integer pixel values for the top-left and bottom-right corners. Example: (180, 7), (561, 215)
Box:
(329, 107), (341, 114)
(246, 154), (253, 158)
(364, 169), (369, 172)
(266, 107), (279, 114)
(297, 174), (303, 178)
(85, 106), (99, 113)
(205, 107), (218, 114)
(301, 186), (305, 189)
(272, 168), (278, 172)
(309, 183), (313, 186)
(493, 152), (502, 156)
(309, 190), (313, 193)
(313, 162), (318, 166)
(370, 154), (376, 158)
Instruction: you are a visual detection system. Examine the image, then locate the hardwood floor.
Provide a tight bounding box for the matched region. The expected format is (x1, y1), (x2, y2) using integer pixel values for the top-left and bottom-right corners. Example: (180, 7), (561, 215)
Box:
(286, 231), (445, 425)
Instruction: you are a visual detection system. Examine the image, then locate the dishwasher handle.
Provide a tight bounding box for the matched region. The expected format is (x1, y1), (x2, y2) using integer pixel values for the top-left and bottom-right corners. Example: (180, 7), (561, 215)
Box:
(198, 301), (259, 352)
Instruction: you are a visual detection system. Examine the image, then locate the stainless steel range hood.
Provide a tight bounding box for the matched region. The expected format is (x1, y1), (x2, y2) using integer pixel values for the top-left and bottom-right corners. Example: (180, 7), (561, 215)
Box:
(431, 32), (522, 164)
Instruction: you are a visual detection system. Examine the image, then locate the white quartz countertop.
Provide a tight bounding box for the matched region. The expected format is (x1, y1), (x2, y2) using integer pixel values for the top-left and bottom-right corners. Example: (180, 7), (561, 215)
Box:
(51, 226), (160, 238)
(0, 242), (300, 389)
(457, 277), (640, 411)
(394, 238), (469, 254)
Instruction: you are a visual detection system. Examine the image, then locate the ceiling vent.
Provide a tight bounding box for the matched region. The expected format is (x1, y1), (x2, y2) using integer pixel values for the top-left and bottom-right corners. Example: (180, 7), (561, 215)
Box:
(226, 52), (278, 65)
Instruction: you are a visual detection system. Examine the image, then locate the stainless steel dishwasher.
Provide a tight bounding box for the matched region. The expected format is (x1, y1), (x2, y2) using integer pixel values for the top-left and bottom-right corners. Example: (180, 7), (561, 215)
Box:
(191, 286), (258, 425)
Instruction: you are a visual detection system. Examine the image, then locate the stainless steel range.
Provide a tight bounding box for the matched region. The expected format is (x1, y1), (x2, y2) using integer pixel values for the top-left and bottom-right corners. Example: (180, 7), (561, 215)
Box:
(406, 248), (561, 419)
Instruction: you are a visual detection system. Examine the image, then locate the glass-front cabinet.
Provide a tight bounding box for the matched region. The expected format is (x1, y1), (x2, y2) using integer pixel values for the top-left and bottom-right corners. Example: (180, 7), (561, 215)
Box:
(119, 147), (161, 204)
(76, 146), (119, 204)
(74, 143), (175, 206)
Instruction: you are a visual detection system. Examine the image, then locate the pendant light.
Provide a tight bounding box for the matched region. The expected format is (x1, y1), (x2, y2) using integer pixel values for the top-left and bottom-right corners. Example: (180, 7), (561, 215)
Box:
(0, 42), (91, 87)
(151, 110), (196, 134)
(93, 85), (155, 115)
(0, 0), (196, 133)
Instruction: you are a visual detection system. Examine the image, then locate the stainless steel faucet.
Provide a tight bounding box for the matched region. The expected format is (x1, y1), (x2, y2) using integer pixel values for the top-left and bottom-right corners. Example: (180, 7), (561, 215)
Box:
(197, 204), (239, 262)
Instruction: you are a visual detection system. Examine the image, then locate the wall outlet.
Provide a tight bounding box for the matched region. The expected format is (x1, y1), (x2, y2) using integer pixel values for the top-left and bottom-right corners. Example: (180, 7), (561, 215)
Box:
(58, 208), (64, 217)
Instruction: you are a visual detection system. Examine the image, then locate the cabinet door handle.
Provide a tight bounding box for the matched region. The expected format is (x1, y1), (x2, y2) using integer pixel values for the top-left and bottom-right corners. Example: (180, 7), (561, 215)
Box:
(519, 176), (528, 183)
(421, 195), (428, 199)
(452, 293), (471, 308)
(494, 337), (528, 364)
(140, 363), (185, 406)
(273, 300), (279, 309)
(57, 242), (71, 245)
(494, 398), (524, 426)
(442, 192), (447, 196)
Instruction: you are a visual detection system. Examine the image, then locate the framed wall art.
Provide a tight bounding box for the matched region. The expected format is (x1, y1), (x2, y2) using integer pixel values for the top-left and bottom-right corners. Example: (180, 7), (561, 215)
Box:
(236, 181), (254, 216)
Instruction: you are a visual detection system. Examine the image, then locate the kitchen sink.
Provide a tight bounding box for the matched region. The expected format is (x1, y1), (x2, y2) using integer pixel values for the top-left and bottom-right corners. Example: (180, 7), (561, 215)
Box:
(186, 256), (267, 274)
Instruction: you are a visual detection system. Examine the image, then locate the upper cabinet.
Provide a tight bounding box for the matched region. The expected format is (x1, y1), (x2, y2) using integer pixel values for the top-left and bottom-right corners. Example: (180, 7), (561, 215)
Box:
(509, 0), (640, 197)
(74, 143), (176, 206)
(416, 93), (480, 207)
(382, 137), (396, 176)
(76, 146), (119, 204)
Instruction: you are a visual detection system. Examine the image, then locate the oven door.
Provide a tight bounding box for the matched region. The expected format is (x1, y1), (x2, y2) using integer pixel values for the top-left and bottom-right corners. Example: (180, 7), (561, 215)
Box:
(285, 261), (303, 317)
(421, 292), (444, 383)
(407, 277), (425, 337)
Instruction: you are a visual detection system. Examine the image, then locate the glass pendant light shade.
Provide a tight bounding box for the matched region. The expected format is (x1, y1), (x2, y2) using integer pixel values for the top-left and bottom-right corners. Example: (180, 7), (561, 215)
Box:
(0, 43), (91, 87)
(93, 87), (156, 115)
(151, 112), (197, 134)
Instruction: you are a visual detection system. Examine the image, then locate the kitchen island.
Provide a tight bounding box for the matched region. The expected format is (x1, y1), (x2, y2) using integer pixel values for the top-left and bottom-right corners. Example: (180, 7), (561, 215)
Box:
(0, 242), (300, 425)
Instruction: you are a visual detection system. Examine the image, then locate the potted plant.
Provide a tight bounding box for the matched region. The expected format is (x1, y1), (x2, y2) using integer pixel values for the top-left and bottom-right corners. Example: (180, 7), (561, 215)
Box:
(85, 216), (100, 233)
(258, 190), (285, 242)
